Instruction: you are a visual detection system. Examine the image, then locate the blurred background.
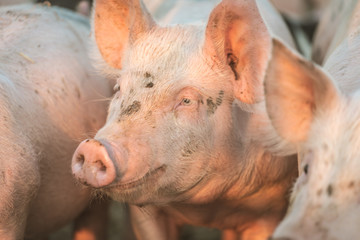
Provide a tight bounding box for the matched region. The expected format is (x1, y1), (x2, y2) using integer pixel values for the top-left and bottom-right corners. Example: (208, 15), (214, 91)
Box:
(49, 202), (222, 240)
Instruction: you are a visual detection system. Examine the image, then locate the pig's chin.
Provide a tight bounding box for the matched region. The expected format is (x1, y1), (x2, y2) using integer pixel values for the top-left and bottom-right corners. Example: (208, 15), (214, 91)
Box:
(100, 163), (208, 205)
(101, 165), (167, 204)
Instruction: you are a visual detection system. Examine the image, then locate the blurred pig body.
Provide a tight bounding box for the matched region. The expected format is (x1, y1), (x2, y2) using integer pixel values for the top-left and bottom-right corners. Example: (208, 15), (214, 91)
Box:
(72, 0), (298, 239)
(0, 4), (111, 240)
(264, 4), (360, 239)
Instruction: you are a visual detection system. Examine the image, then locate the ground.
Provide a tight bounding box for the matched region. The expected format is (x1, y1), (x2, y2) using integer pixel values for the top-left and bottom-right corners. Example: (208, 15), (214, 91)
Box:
(49, 201), (222, 240)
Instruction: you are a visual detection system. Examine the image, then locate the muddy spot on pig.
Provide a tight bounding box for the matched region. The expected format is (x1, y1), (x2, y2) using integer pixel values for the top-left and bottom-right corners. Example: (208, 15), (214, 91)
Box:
(144, 72), (152, 78)
(207, 97), (216, 114)
(207, 91), (224, 114)
(0, 170), (5, 185)
(144, 111), (153, 121)
(75, 86), (81, 99)
(216, 90), (224, 105)
(145, 82), (154, 88)
(143, 71), (155, 88)
(121, 101), (141, 116)
(327, 184), (333, 196)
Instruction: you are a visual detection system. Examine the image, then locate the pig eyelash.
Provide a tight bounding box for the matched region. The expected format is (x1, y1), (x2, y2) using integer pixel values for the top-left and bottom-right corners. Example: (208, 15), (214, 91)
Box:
(181, 98), (192, 106)
(174, 97), (197, 110)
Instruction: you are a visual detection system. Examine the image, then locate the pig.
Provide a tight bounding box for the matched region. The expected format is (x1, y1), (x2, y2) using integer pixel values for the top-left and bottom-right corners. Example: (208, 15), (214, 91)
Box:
(264, 8), (360, 240)
(270, 0), (329, 59)
(71, 0), (298, 239)
(0, 3), (112, 240)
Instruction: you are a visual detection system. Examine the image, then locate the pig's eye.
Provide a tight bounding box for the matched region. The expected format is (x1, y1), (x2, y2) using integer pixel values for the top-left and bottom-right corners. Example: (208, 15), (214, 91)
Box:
(175, 88), (201, 111)
(181, 98), (192, 106)
(113, 84), (120, 93)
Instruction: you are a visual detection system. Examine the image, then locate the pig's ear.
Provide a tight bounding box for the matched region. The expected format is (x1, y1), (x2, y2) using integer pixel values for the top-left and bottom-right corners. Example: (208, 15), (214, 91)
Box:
(264, 39), (340, 143)
(94, 0), (156, 69)
(204, 0), (271, 104)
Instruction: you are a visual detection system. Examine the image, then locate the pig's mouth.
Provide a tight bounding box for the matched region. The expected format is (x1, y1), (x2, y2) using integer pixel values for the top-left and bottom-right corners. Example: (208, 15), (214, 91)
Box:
(104, 165), (166, 190)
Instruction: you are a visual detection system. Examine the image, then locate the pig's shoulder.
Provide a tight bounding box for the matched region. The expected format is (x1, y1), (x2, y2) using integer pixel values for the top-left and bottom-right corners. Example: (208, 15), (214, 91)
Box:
(0, 4), (91, 78)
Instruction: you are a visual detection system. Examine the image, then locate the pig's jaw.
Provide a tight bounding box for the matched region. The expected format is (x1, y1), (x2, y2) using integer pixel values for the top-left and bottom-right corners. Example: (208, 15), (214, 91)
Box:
(100, 162), (210, 205)
(103, 165), (166, 191)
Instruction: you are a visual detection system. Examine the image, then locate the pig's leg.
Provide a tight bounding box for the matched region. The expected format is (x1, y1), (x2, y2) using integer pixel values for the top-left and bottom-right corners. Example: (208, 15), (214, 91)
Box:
(130, 205), (179, 240)
(72, 198), (109, 240)
(0, 138), (39, 240)
(222, 218), (278, 240)
(240, 219), (278, 240)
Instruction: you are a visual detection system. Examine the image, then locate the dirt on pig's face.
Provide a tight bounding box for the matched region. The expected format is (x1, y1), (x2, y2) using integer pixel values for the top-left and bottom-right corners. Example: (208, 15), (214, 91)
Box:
(94, 26), (236, 205)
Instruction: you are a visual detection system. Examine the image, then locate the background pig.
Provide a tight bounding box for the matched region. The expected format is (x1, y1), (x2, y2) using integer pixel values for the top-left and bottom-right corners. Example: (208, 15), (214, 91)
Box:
(264, 5), (360, 239)
(270, 0), (328, 23)
(72, 0), (298, 239)
(0, 3), (112, 240)
(312, 0), (360, 64)
(270, 0), (329, 58)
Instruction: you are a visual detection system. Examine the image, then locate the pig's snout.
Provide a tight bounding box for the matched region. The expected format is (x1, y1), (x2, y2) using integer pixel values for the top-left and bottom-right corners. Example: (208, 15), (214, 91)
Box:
(72, 139), (116, 188)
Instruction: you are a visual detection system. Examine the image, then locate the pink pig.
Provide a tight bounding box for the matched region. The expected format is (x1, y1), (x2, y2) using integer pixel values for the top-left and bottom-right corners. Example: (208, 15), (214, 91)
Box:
(0, 3), (112, 240)
(265, 1), (360, 239)
(72, 0), (298, 239)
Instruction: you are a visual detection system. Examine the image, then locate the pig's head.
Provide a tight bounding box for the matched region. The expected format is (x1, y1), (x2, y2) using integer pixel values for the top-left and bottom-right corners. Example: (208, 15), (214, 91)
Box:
(72, 0), (272, 205)
(265, 39), (360, 240)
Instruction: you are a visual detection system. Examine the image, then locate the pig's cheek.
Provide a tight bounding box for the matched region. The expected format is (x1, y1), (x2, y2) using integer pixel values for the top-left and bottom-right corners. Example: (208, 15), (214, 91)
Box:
(174, 108), (201, 123)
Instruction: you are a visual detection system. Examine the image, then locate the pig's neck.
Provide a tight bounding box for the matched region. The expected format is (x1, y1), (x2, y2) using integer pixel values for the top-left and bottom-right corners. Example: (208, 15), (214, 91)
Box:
(161, 105), (298, 231)
(165, 153), (296, 228)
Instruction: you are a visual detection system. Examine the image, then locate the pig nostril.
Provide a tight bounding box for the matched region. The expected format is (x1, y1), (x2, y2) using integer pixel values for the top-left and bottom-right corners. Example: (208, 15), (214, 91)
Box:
(95, 160), (106, 172)
(72, 139), (116, 187)
(76, 154), (85, 166)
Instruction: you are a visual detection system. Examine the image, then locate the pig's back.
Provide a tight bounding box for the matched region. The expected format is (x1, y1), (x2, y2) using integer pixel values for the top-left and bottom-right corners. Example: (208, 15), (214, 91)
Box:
(0, 4), (109, 138)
